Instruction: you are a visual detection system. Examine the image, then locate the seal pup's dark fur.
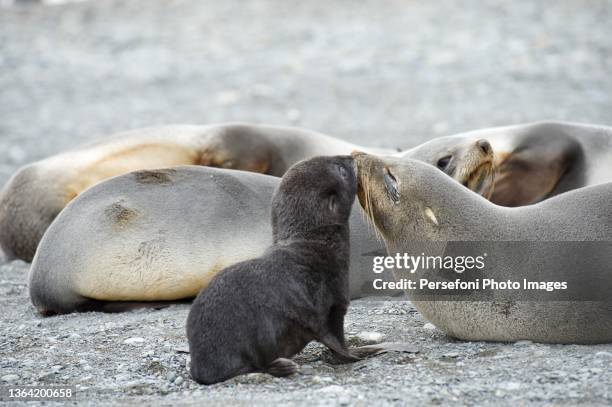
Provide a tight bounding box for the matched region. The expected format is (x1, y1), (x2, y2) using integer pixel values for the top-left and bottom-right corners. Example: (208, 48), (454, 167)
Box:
(186, 155), (360, 385)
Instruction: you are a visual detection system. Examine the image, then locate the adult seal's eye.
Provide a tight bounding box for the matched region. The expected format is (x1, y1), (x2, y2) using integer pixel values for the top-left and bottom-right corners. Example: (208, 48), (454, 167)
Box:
(437, 155), (452, 171)
(383, 167), (400, 204)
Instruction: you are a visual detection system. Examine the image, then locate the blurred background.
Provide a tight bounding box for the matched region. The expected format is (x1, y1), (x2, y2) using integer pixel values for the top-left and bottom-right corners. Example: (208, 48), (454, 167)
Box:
(1, 0), (611, 186)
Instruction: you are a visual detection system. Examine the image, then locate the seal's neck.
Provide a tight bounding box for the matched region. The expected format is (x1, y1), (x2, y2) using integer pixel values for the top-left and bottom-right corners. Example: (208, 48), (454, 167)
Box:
(407, 171), (506, 242)
(275, 224), (351, 272)
(274, 223), (349, 245)
(260, 129), (358, 170)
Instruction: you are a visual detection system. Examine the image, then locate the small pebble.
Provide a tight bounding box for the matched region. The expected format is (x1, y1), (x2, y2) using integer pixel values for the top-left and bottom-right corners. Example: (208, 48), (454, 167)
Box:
(500, 382), (521, 391)
(311, 375), (334, 384)
(318, 385), (345, 393)
(300, 364), (315, 375)
(1, 374), (19, 382)
(124, 337), (145, 345)
(355, 331), (385, 345)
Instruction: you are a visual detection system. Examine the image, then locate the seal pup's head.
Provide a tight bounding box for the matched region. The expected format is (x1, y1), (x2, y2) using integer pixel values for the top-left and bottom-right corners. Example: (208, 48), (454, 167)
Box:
(271, 155), (357, 242)
(401, 137), (496, 198)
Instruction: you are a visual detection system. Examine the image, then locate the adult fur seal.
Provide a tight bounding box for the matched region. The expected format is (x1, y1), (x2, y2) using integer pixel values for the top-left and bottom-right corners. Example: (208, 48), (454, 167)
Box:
(353, 151), (612, 344)
(401, 121), (612, 206)
(29, 165), (388, 314)
(187, 156), (359, 384)
(0, 123), (394, 262)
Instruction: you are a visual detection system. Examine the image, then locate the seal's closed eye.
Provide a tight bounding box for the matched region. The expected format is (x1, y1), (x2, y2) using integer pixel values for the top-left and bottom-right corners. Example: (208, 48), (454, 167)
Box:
(437, 155), (452, 171)
(383, 167), (400, 204)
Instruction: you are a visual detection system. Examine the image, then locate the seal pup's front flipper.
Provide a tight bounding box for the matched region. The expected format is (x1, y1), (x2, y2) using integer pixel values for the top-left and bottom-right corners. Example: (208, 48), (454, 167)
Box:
(350, 342), (420, 358)
(318, 304), (361, 363)
(319, 333), (361, 363)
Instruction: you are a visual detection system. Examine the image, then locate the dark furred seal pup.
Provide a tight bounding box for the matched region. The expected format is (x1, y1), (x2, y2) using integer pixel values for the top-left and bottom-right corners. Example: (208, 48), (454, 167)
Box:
(186, 156), (360, 384)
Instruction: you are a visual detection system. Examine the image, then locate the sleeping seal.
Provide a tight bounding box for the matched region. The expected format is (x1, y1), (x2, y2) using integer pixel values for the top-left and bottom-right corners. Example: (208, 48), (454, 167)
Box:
(353, 151), (612, 344)
(28, 166), (382, 313)
(187, 156), (360, 384)
(0, 123), (395, 262)
(401, 121), (612, 206)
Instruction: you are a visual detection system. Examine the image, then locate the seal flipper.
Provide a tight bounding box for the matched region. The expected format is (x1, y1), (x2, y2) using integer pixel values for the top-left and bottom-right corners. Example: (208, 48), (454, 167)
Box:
(318, 304), (361, 363)
(491, 132), (583, 206)
(350, 342), (420, 358)
(265, 358), (298, 377)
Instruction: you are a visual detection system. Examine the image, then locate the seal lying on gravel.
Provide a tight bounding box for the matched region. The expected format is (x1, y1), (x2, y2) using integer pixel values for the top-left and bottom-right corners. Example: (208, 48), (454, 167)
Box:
(0, 123), (394, 262)
(187, 156), (360, 384)
(401, 121), (612, 206)
(28, 166), (379, 313)
(353, 151), (612, 344)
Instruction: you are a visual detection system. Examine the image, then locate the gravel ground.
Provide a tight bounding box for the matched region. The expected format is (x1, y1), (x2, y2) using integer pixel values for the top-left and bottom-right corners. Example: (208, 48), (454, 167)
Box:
(1, 262), (612, 406)
(1, 0), (612, 405)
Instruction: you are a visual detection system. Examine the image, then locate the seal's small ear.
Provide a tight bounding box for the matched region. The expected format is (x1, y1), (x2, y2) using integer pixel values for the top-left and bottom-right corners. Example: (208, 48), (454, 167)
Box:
(328, 194), (338, 213)
(424, 207), (439, 226)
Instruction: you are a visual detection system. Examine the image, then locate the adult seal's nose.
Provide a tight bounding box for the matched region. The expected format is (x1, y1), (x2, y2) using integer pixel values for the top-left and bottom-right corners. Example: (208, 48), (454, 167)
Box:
(476, 139), (492, 155)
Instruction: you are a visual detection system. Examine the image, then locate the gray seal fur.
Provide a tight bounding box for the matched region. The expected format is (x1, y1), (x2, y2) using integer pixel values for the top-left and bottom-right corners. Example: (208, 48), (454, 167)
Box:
(353, 151), (612, 344)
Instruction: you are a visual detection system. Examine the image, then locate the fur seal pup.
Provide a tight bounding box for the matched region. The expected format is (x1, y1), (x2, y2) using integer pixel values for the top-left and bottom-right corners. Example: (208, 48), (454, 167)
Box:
(401, 121), (612, 206)
(353, 151), (612, 344)
(0, 123), (394, 262)
(187, 156), (360, 384)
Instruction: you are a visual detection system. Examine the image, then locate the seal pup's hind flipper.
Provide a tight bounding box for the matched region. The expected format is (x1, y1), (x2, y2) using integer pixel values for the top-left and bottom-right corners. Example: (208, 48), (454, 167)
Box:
(264, 358), (298, 377)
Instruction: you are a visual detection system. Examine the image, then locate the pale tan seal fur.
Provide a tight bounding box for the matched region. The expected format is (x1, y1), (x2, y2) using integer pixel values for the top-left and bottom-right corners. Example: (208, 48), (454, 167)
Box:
(0, 123), (394, 262)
